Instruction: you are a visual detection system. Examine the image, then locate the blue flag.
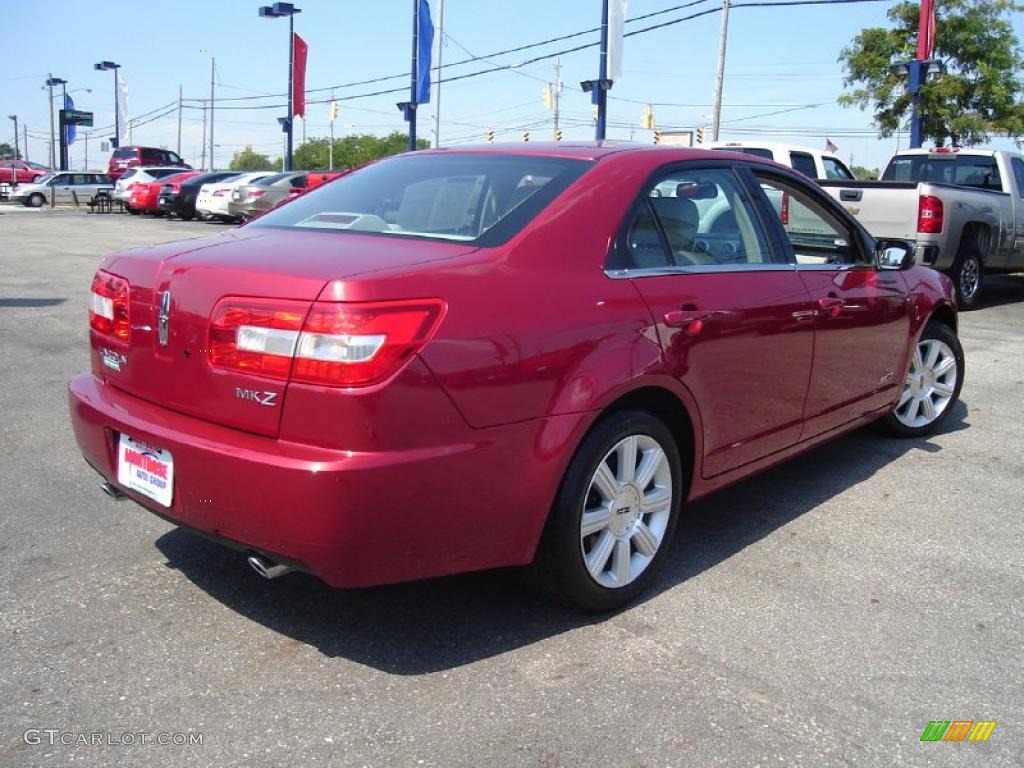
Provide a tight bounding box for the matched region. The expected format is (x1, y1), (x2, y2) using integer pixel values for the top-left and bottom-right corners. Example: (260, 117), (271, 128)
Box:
(65, 94), (76, 146)
(416, 0), (433, 104)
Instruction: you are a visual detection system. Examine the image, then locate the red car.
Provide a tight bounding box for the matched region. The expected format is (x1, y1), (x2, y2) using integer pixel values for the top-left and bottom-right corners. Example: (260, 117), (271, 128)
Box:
(68, 145), (963, 610)
(1, 159), (50, 185)
(108, 145), (190, 181)
(128, 171), (200, 214)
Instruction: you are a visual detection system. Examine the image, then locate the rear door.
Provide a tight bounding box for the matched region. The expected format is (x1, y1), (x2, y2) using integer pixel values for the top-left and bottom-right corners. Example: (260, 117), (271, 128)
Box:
(614, 163), (815, 478)
(751, 169), (911, 439)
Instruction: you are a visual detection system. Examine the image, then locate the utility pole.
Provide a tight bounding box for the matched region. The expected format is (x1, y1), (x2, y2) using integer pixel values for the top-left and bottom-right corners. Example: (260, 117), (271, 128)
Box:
(711, 0), (730, 141)
(177, 84), (183, 156)
(432, 0), (444, 147)
(553, 57), (561, 139)
(23, 125), (29, 161)
(8, 114), (18, 160)
(200, 100), (207, 171)
(329, 90), (335, 170)
(209, 57), (215, 170)
(46, 74), (56, 169)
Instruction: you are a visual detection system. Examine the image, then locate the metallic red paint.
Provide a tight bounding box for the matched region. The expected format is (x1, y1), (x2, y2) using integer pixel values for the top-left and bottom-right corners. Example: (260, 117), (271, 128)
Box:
(68, 144), (957, 588)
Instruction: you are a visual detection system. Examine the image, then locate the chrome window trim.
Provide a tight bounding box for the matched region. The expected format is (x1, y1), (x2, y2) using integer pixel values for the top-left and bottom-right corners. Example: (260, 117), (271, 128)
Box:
(605, 263), (798, 279)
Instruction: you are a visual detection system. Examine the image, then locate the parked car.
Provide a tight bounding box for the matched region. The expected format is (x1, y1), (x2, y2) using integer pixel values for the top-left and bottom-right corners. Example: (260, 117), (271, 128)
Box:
(115, 167), (190, 208)
(109, 146), (190, 181)
(129, 171), (201, 215)
(708, 141), (856, 181)
(821, 147), (1024, 308)
(11, 171), (112, 207)
(69, 145), (963, 610)
(157, 171), (242, 220)
(226, 171), (307, 220)
(195, 172), (273, 222)
(0, 159), (51, 185)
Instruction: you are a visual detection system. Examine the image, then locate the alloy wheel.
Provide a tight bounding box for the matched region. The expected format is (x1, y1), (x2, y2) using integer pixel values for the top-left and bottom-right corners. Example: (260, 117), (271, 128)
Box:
(959, 257), (980, 301)
(895, 338), (958, 429)
(579, 434), (673, 588)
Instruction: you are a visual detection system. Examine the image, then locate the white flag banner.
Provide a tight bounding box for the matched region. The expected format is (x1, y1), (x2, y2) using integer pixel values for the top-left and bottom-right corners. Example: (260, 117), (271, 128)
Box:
(117, 72), (130, 146)
(607, 0), (628, 83)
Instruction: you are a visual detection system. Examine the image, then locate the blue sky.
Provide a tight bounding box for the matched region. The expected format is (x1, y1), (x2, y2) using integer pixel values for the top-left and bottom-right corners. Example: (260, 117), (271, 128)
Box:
(2, 0), (1021, 171)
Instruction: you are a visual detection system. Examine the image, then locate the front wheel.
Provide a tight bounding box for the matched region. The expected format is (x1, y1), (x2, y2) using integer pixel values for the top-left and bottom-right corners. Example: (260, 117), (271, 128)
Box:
(26, 193), (45, 208)
(879, 322), (964, 438)
(528, 410), (684, 611)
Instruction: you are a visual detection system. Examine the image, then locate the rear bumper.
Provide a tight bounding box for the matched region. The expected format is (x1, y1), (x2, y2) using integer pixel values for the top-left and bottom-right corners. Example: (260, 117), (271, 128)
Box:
(68, 372), (579, 587)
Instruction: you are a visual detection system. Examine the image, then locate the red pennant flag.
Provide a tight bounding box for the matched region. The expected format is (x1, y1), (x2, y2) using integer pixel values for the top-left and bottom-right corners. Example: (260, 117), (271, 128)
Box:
(292, 33), (308, 118)
(917, 0), (936, 60)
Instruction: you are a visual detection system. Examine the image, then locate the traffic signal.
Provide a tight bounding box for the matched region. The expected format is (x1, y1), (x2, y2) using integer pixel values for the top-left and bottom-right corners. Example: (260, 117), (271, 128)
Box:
(522, 131), (530, 142)
(328, 101), (339, 122)
(543, 84), (554, 110)
(555, 128), (563, 141)
(654, 130), (662, 145)
(696, 126), (705, 144)
(641, 104), (655, 130)
(486, 128), (494, 143)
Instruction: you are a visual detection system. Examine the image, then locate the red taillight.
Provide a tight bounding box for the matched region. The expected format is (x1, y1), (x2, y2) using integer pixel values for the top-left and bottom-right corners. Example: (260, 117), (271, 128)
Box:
(917, 195), (944, 234)
(249, 189), (267, 199)
(207, 299), (446, 387)
(780, 191), (789, 226)
(89, 270), (130, 343)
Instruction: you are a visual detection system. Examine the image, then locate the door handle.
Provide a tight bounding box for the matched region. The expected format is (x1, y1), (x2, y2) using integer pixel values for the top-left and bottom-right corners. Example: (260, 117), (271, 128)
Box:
(816, 297), (844, 318)
(663, 309), (710, 334)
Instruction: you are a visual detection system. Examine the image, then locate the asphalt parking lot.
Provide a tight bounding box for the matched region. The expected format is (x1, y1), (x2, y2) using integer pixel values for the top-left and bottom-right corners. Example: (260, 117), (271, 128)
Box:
(0, 204), (1021, 768)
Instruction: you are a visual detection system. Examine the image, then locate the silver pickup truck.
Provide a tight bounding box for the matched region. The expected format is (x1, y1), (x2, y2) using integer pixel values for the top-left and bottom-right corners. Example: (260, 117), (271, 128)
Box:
(820, 149), (1024, 308)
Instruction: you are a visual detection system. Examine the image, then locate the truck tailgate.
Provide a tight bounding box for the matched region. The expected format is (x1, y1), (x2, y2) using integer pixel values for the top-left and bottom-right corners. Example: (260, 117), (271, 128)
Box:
(821, 181), (921, 240)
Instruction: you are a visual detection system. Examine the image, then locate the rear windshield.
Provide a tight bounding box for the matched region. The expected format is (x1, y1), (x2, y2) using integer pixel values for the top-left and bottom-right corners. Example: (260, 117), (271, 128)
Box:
(712, 147), (774, 160)
(112, 148), (136, 159)
(883, 154), (1003, 191)
(255, 172), (295, 186)
(249, 153), (592, 244)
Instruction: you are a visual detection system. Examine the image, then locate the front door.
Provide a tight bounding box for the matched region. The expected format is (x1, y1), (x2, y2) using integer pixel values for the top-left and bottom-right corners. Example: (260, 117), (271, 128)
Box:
(613, 165), (815, 478)
(752, 170), (911, 439)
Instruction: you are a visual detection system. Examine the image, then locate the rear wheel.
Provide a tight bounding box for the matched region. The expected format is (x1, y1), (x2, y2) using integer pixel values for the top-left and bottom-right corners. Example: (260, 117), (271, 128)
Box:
(529, 410), (683, 611)
(879, 322), (964, 438)
(948, 242), (983, 309)
(125, 204), (139, 215)
(179, 211), (195, 221)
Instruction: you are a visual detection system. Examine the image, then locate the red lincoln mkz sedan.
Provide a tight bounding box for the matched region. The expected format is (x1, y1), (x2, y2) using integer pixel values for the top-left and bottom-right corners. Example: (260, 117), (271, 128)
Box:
(69, 144), (964, 610)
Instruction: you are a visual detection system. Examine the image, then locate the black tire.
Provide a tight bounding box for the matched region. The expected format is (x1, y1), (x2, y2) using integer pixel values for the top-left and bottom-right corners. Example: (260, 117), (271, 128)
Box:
(878, 321), (964, 438)
(948, 242), (983, 310)
(27, 193), (45, 208)
(528, 410), (684, 611)
(180, 212), (194, 221)
(125, 205), (139, 215)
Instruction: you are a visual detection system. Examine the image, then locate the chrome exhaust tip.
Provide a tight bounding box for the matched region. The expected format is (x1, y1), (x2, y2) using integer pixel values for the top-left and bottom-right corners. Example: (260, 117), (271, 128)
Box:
(100, 481), (126, 500)
(247, 554), (293, 580)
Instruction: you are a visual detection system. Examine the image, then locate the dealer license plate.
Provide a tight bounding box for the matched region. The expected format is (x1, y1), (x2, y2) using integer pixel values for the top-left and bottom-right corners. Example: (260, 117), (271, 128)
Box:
(117, 434), (174, 507)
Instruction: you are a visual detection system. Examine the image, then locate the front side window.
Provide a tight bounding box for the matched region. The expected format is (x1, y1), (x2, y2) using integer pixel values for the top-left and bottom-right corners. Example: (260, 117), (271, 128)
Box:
(789, 152), (818, 179)
(755, 174), (867, 266)
(251, 153), (591, 244)
(1011, 157), (1024, 198)
(615, 167), (774, 270)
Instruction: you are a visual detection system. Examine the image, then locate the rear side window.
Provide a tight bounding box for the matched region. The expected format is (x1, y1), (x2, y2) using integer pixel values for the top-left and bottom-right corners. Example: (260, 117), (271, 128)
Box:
(250, 154), (592, 244)
(256, 173), (291, 186)
(822, 157), (854, 180)
(953, 156), (1001, 190)
(290, 176), (308, 188)
(789, 152), (818, 178)
(614, 167), (775, 270)
(142, 149), (162, 162)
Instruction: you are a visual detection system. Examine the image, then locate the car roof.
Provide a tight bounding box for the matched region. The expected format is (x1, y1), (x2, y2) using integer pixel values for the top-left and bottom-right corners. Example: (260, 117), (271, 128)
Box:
(424, 141), (782, 164)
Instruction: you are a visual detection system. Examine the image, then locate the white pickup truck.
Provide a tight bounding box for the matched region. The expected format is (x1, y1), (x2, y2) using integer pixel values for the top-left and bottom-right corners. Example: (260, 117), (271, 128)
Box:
(820, 148), (1024, 308)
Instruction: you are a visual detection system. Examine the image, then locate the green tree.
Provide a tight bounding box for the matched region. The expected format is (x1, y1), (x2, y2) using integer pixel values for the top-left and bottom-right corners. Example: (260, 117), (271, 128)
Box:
(851, 165), (881, 179)
(292, 132), (430, 170)
(229, 145), (275, 171)
(839, 0), (1024, 146)
(0, 142), (14, 160)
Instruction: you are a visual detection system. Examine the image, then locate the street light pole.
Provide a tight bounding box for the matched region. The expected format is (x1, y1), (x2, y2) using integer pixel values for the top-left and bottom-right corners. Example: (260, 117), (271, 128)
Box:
(7, 114), (18, 160)
(45, 76), (67, 169)
(259, 3), (301, 171)
(94, 62), (121, 148)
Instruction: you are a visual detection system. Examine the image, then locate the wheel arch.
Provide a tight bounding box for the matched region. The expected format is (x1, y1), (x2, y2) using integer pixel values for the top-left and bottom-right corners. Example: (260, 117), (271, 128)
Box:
(959, 220), (994, 263)
(927, 302), (958, 334)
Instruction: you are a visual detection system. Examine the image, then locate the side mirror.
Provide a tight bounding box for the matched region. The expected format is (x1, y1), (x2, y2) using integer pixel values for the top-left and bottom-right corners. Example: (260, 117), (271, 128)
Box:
(876, 239), (914, 270)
